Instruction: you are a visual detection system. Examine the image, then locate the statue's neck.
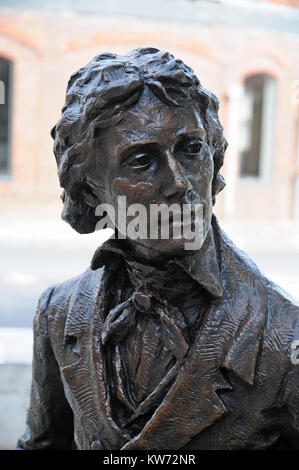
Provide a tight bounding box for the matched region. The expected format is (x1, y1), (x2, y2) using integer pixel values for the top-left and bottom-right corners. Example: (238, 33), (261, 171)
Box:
(119, 238), (186, 268)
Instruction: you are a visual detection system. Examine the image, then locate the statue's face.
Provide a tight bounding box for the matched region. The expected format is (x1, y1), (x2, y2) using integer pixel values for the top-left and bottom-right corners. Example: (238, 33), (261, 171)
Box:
(95, 88), (214, 258)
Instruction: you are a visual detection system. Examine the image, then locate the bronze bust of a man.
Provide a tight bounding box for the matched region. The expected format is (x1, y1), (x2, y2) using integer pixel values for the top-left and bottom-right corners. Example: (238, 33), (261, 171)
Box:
(18, 48), (299, 450)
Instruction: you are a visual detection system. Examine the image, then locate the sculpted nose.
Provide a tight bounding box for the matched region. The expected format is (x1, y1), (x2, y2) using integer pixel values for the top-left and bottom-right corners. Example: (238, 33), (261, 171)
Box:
(163, 151), (192, 198)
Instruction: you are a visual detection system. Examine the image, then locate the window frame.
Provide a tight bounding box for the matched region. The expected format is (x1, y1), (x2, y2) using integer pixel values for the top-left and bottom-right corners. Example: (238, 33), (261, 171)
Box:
(0, 56), (13, 180)
(239, 72), (276, 184)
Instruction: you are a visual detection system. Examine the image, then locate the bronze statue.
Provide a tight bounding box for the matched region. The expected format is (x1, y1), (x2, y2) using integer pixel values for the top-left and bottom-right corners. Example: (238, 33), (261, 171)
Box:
(17, 48), (299, 450)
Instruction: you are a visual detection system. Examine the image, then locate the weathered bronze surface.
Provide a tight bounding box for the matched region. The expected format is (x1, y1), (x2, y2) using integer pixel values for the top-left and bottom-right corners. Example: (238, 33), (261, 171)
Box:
(17, 48), (299, 450)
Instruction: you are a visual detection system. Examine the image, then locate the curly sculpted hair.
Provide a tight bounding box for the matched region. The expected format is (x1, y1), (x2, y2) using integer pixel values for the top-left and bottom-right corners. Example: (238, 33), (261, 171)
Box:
(51, 47), (227, 234)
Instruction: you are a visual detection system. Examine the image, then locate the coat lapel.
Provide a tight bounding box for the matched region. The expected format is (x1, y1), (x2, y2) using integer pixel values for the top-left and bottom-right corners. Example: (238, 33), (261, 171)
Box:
(122, 228), (268, 450)
(59, 268), (104, 434)
(218, 223), (268, 385)
(121, 295), (232, 450)
(60, 266), (129, 448)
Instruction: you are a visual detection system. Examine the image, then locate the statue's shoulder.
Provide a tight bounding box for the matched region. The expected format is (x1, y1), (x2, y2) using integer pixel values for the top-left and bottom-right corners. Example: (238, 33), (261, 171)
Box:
(264, 281), (299, 358)
(263, 284), (299, 413)
(217, 220), (298, 304)
(34, 266), (105, 336)
(216, 220), (299, 352)
(49, 267), (103, 307)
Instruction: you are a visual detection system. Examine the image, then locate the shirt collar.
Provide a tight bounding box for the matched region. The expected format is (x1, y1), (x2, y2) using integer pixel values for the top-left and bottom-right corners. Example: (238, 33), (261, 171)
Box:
(90, 218), (223, 298)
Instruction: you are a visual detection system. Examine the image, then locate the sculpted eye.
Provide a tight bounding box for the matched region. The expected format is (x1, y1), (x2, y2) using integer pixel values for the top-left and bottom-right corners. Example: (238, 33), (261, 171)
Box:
(183, 142), (202, 155)
(129, 153), (153, 170)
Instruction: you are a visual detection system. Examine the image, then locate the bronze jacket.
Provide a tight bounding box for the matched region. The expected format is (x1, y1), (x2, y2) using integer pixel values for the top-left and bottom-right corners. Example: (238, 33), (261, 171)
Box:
(17, 220), (299, 450)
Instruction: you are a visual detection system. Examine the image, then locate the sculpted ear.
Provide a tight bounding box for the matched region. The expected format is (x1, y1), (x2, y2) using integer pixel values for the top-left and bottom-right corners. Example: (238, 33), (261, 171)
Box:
(83, 177), (106, 208)
(81, 184), (100, 208)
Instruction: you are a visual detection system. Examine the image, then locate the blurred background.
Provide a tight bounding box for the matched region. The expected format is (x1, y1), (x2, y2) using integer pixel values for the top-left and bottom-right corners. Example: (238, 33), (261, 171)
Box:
(0, 0), (298, 449)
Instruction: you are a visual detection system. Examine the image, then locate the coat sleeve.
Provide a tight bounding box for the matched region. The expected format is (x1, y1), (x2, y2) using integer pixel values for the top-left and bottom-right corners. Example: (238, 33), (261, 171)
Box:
(279, 302), (299, 450)
(281, 358), (299, 449)
(16, 286), (75, 450)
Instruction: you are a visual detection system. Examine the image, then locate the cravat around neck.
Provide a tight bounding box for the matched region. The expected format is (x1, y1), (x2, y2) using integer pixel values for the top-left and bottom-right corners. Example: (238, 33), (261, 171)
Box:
(101, 289), (189, 362)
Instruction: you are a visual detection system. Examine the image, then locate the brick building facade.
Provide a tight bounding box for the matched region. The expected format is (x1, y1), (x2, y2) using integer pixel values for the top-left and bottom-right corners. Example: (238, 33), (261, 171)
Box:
(0, 0), (298, 220)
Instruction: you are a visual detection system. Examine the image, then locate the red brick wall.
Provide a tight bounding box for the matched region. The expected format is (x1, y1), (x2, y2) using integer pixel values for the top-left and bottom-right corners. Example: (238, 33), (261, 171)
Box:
(267, 0), (299, 6)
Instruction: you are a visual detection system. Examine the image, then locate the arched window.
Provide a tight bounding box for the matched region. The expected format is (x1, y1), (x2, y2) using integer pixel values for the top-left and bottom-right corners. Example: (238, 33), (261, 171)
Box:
(239, 73), (276, 179)
(0, 57), (13, 176)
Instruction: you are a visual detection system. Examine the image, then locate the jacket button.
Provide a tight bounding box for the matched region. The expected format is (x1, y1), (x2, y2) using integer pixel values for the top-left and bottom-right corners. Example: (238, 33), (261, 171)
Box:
(90, 440), (105, 450)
